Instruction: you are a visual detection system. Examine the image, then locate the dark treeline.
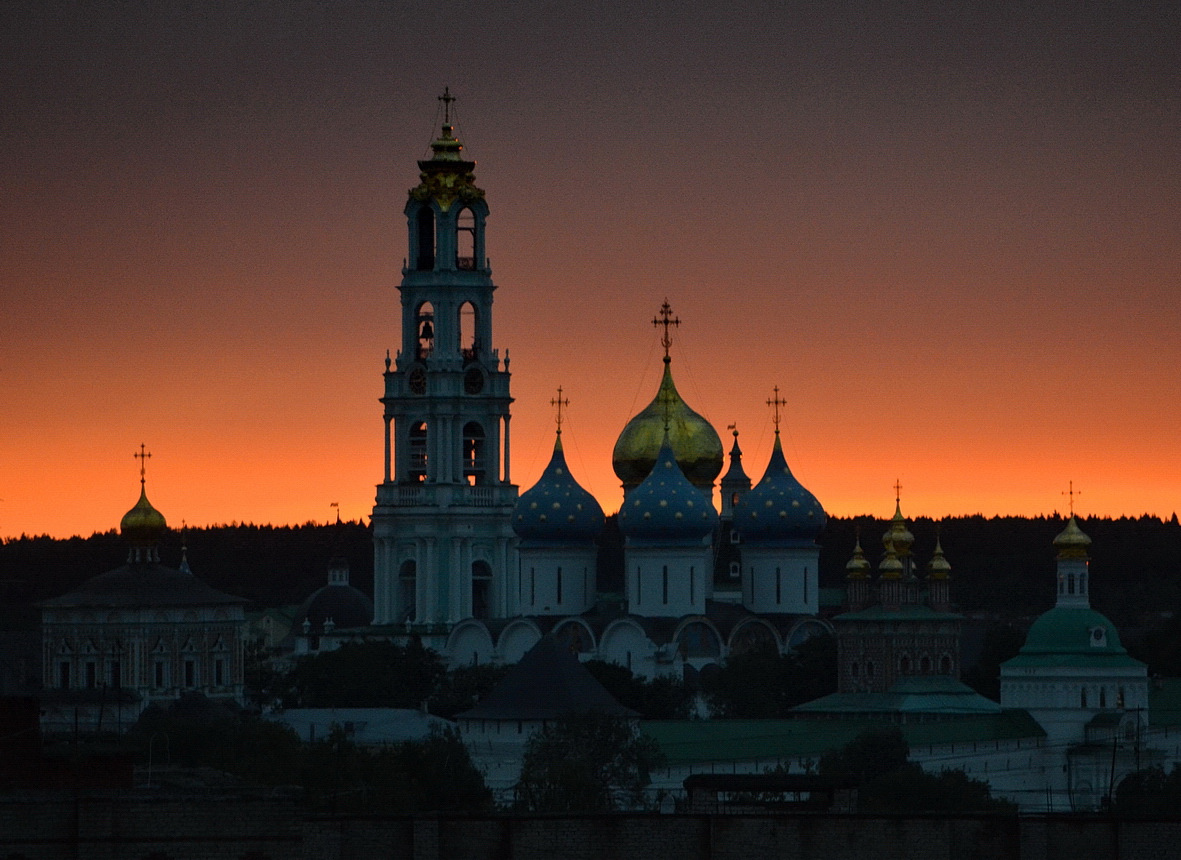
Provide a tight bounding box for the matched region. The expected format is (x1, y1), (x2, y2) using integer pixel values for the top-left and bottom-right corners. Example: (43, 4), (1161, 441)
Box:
(3, 514), (1180, 627)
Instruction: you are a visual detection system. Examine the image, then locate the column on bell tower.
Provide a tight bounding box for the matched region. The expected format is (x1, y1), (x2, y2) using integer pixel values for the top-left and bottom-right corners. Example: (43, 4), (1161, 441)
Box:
(372, 92), (518, 647)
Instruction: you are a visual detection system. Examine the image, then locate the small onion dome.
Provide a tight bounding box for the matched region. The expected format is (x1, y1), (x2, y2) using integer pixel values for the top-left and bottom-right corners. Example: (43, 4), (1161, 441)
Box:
(612, 359), (723, 493)
(120, 485), (168, 547)
(513, 436), (605, 543)
(879, 538), (904, 579)
(882, 500), (915, 557)
(732, 435), (827, 543)
(618, 433), (718, 542)
(926, 535), (952, 580)
(1053, 515), (1092, 560)
(845, 536), (871, 579)
(294, 583), (374, 635)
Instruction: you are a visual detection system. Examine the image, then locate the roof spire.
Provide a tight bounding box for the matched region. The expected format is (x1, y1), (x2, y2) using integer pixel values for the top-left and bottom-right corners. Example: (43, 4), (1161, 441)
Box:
(179, 519), (192, 574)
(652, 299), (680, 362)
(1062, 480), (1081, 516)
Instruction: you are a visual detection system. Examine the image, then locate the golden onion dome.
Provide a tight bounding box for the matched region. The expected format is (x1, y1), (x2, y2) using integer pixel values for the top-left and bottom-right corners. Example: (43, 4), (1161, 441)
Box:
(612, 358), (723, 493)
(882, 500), (915, 557)
(1053, 515), (1092, 560)
(879, 538), (904, 580)
(845, 536), (871, 580)
(120, 485), (168, 547)
(926, 535), (952, 580)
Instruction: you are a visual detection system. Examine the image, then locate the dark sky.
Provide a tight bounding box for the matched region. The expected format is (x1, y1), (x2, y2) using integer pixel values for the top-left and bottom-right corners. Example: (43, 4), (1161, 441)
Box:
(3, 1), (1179, 536)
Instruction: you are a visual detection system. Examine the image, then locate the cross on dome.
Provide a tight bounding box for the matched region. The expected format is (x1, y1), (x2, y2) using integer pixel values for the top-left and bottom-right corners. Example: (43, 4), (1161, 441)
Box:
(550, 387), (570, 436)
(438, 87), (455, 123)
(1062, 480), (1081, 516)
(134, 444), (151, 486)
(652, 299), (680, 360)
(766, 386), (786, 435)
(894, 478), (903, 504)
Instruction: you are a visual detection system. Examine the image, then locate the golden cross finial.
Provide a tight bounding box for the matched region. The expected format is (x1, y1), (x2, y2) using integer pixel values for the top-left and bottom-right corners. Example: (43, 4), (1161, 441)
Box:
(438, 87), (455, 124)
(1062, 481), (1081, 516)
(766, 386), (786, 435)
(894, 479), (903, 503)
(652, 299), (680, 360)
(550, 387), (570, 435)
(134, 444), (151, 487)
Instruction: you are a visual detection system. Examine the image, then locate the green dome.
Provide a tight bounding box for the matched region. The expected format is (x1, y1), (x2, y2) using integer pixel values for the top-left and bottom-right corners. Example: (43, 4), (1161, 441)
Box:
(1020, 607), (1125, 655)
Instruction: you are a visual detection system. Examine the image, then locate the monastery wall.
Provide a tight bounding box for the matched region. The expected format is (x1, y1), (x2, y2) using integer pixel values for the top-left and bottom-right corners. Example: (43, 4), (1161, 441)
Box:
(4, 793), (1181, 859)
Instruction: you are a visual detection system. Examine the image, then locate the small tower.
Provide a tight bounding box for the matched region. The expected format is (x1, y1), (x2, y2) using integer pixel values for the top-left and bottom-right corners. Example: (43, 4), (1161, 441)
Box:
(1053, 515), (1092, 609)
(714, 426), (751, 593)
(372, 92), (518, 643)
(731, 389), (826, 615)
(511, 390), (605, 616)
(926, 529), (952, 613)
(844, 530), (872, 613)
(719, 427), (751, 518)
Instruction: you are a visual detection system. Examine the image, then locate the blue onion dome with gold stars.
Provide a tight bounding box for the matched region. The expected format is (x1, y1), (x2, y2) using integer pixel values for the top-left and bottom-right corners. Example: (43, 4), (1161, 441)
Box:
(618, 433), (718, 543)
(612, 358), (724, 493)
(513, 435), (605, 544)
(733, 435), (826, 544)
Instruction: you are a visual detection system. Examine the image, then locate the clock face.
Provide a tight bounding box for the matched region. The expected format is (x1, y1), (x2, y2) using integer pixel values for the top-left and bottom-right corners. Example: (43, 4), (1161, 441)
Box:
(408, 367), (426, 394)
(464, 367), (485, 394)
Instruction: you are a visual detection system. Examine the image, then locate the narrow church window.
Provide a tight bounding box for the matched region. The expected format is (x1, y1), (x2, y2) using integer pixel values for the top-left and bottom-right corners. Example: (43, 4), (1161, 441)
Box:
(456, 208), (476, 269)
(920, 655), (931, 674)
(531, 568), (536, 605)
(729, 561), (740, 579)
(109, 660), (121, 689)
(400, 560), (417, 622)
(775, 567), (781, 605)
(85, 661), (97, 689)
(557, 567), (563, 605)
(416, 206), (435, 270)
(1068, 573), (1076, 595)
(1081, 688), (1088, 708)
(472, 561), (492, 620)
(662, 566), (669, 605)
(409, 422), (428, 483)
(214, 659), (225, 687)
(689, 566), (695, 605)
(866, 661), (875, 679)
(463, 422), (486, 485)
(59, 662), (70, 689)
(940, 655), (951, 674)
(900, 656), (911, 674)
(155, 660), (165, 689)
(1099, 688), (1107, 708)
(184, 659), (195, 688)
(803, 568), (808, 603)
(636, 567), (642, 605)
(1118, 687), (1125, 708)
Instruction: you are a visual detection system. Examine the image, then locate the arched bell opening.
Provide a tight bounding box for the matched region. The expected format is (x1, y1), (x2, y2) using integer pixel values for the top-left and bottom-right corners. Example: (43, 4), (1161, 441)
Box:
(456, 207), (476, 270)
(409, 421), (429, 483)
(415, 301), (435, 360)
(463, 421), (486, 485)
(458, 301), (478, 361)
(416, 206), (436, 271)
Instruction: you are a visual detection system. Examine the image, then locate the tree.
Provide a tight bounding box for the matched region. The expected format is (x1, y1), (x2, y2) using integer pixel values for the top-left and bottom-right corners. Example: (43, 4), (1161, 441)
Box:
(514, 713), (665, 812)
(280, 640), (445, 708)
(701, 636), (836, 718)
(1114, 766), (1181, 813)
(583, 660), (694, 720)
(819, 728), (1014, 813)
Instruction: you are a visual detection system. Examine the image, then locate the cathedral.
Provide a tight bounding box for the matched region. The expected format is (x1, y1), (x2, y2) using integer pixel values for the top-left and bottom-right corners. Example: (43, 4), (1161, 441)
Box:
(368, 103), (884, 677)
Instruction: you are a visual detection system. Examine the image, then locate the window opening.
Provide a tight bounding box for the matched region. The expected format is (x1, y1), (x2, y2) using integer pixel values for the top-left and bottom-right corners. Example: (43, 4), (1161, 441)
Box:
(59, 662), (70, 689)
(472, 561), (492, 620)
(184, 659), (195, 688)
(463, 421), (486, 485)
(400, 560), (417, 622)
(416, 302), (435, 359)
(458, 301), (478, 360)
(409, 422), (428, 483)
(556, 566), (563, 605)
(662, 566), (669, 605)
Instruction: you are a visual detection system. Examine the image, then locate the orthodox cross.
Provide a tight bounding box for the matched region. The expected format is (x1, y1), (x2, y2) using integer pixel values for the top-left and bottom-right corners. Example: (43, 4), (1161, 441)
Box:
(766, 386), (786, 435)
(134, 444), (151, 486)
(1062, 481), (1081, 516)
(894, 479), (903, 504)
(550, 387), (570, 436)
(652, 299), (680, 360)
(438, 87), (455, 123)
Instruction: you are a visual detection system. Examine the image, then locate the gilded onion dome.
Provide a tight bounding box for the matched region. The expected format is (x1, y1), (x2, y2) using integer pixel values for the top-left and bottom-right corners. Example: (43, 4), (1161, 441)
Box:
(879, 538), (904, 579)
(926, 534), (952, 580)
(513, 435), (605, 543)
(618, 433), (718, 543)
(845, 535), (871, 579)
(1053, 515), (1092, 560)
(120, 485), (168, 548)
(612, 358), (723, 493)
(882, 500), (915, 558)
(732, 435), (827, 543)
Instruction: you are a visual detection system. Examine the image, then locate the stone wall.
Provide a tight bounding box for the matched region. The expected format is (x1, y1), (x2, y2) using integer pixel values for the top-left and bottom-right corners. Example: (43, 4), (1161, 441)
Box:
(3, 792), (1181, 860)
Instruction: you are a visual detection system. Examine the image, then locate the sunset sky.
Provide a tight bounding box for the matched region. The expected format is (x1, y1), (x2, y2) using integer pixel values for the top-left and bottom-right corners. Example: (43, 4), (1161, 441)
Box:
(3, 2), (1179, 539)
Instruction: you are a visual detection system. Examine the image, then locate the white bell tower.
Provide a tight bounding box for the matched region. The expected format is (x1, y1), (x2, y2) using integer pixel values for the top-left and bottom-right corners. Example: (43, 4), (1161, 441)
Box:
(372, 91), (517, 646)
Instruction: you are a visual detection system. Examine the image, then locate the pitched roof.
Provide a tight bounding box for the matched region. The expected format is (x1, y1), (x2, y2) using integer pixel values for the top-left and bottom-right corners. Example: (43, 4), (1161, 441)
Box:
(38, 563), (245, 609)
(792, 676), (1002, 717)
(457, 635), (637, 721)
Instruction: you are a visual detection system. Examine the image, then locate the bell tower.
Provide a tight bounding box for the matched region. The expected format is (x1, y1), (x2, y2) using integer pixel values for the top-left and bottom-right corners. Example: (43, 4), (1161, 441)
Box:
(372, 91), (517, 646)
